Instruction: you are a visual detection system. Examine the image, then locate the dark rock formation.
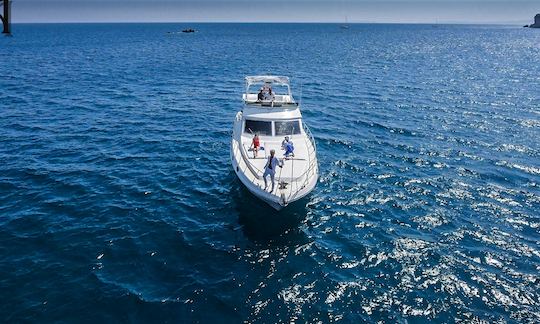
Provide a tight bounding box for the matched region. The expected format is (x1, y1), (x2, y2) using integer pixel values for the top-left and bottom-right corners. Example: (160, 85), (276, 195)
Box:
(529, 14), (540, 28)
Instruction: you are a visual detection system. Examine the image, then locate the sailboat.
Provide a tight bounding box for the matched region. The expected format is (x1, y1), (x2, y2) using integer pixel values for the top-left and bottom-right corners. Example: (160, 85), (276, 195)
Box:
(340, 16), (350, 29)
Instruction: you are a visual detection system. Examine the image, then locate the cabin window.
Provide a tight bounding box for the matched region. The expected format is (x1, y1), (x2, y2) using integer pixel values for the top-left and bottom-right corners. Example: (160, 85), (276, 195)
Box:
(244, 120), (272, 136)
(275, 120), (301, 136)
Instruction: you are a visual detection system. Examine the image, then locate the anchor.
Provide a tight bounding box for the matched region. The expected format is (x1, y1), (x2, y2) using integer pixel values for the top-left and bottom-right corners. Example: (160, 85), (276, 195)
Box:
(280, 192), (288, 207)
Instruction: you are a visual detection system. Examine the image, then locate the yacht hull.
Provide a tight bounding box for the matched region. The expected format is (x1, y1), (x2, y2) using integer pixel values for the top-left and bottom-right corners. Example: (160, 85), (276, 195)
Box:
(230, 75), (319, 211)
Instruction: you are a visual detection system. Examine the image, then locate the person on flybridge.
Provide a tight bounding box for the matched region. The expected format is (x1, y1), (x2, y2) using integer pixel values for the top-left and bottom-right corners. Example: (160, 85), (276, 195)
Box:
(256, 84), (275, 102)
(263, 149), (283, 192)
(264, 87), (275, 101)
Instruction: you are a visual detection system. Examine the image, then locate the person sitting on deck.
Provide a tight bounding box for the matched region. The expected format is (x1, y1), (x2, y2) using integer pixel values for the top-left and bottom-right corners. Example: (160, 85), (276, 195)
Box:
(281, 136), (295, 158)
(250, 134), (260, 158)
(284, 141), (295, 158)
(281, 136), (290, 149)
(263, 149), (283, 193)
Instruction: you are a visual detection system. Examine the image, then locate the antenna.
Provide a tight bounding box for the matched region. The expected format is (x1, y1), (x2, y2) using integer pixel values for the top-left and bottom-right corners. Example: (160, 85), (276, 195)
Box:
(1, 0), (11, 35)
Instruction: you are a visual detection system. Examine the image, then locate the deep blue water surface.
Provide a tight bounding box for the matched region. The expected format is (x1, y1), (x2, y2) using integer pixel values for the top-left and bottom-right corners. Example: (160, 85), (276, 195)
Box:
(1, 23), (539, 323)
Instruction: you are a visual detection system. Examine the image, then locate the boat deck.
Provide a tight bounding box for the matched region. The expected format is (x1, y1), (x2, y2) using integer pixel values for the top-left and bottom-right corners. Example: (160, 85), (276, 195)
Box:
(241, 135), (310, 182)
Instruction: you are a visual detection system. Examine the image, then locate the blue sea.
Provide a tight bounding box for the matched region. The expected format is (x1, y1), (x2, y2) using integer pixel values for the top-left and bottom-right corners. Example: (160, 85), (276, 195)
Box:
(1, 23), (539, 323)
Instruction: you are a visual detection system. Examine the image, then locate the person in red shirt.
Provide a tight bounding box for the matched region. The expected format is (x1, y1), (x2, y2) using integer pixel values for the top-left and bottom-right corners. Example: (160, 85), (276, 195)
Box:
(251, 134), (260, 158)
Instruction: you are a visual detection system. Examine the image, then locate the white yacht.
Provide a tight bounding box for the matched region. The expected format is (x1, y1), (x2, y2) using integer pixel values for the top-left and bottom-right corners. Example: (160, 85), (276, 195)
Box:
(231, 76), (318, 210)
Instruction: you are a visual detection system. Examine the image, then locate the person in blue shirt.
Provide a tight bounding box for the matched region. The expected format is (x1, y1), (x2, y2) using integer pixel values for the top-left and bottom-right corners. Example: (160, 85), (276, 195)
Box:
(282, 136), (295, 158)
(263, 149), (283, 192)
(281, 136), (290, 149)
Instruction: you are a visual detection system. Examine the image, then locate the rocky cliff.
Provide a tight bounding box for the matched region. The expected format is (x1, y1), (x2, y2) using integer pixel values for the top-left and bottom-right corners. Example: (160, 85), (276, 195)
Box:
(529, 14), (540, 28)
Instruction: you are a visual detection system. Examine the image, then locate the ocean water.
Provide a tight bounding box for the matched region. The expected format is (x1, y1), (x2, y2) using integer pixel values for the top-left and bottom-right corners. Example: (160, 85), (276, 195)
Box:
(1, 23), (539, 323)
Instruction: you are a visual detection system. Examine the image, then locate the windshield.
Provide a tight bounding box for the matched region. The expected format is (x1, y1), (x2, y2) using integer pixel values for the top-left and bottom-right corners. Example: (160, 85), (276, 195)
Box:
(275, 120), (301, 136)
(244, 120), (272, 136)
(248, 83), (289, 95)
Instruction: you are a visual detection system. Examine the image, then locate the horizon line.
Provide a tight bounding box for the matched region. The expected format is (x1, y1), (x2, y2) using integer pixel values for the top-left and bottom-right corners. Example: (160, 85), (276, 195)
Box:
(11, 21), (526, 26)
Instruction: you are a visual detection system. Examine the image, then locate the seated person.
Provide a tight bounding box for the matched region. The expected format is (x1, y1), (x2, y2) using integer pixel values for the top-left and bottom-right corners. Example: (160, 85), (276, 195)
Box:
(281, 136), (294, 157)
(264, 88), (275, 101)
(281, 136), (290, 149)
(257, 88), (265, 101)
(284, 141), (295, 158)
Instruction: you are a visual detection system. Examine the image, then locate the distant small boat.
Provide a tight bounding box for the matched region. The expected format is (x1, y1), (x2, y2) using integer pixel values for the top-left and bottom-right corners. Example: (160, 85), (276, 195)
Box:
(166, 29), (196, 35)
(340, 16), (350, 29)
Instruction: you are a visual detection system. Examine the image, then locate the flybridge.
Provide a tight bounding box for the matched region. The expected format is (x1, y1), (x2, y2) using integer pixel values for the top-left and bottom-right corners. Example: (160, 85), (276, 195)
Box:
(242, 75), (297, 107)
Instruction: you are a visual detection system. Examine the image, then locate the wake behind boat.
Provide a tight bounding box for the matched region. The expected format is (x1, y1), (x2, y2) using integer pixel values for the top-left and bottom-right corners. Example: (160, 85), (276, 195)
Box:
(230, 76), (318, 210)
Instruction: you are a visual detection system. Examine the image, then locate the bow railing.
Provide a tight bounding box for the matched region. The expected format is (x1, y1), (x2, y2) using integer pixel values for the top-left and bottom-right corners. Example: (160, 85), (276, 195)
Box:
(232, 112), (318, 205)
(231, 112), (264, 181)
(278, 122), (318, 204)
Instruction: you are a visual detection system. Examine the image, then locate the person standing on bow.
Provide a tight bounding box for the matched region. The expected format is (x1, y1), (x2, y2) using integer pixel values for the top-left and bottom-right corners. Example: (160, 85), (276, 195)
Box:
(263, 149), (283, 193)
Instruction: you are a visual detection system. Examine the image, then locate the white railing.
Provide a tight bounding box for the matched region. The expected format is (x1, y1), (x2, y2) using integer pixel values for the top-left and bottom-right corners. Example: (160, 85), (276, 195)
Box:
(277, 122), (318, 204)
(232, 112), (263, 181)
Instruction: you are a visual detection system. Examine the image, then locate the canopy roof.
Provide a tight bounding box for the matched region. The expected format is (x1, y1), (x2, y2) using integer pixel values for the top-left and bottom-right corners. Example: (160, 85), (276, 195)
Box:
(245, 76), (290, 87)
(243, 75), (297, 106)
